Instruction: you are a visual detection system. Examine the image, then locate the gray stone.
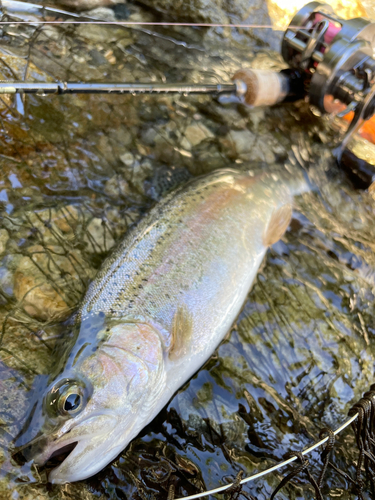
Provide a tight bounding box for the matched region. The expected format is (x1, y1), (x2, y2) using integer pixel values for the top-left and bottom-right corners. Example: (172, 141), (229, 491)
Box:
(104, 175), (132, 199)
(0, 229), (9, 255)
(83, 217), (116, 254)
(120, 152), (135, 167)
(226, 129), (255, 155)
(55, 0), (124, 10)
(86, 7), (117, 20)
(184, 123), (214, 148)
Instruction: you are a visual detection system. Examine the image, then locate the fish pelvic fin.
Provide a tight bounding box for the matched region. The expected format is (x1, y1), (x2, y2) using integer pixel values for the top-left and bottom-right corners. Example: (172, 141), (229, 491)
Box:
(263, 203), (292, 247)
(169, 305), (193, 361)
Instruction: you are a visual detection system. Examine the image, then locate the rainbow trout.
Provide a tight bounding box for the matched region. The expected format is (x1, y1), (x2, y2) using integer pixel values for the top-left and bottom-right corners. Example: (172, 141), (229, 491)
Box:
(17, 168), (303, 483)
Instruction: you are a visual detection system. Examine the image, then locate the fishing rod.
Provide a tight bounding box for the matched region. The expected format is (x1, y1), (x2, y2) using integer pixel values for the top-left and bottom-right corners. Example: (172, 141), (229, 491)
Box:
(0, 81), (240, 98)
(2, 2), (375, 188)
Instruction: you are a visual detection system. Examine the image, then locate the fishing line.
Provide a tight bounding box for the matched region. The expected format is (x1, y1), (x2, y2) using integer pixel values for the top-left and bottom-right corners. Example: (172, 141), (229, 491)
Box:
(0, 21), (305, 28)
(0, 0), (302, 27)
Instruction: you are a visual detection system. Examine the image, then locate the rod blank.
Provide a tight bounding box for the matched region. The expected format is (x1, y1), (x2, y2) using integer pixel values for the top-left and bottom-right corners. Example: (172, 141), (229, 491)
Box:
(0, 81), (238, 96)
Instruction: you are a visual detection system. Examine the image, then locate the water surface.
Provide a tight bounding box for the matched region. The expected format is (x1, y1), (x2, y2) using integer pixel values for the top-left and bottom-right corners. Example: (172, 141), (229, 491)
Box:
(0, 3), (374, 500)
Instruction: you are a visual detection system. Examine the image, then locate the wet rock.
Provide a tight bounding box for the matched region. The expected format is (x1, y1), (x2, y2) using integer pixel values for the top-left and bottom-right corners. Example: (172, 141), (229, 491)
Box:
(192, 141), (228, 173)
(13, 245), (92, 321)
(225, 129), (255, 156)
(0, 229), (9, 255)
(120, 151), (135, 167)
(182, 122), (214, 149)
(83, 217), (116, 254)
(19, 205), (81, 245)
(135, 0), (276, 48)
(55, 0), (124, 9)
(121, 158), (154, 194)
(97, 128), (133, 167)
(86, 7), (117, 20)
(53, 205), (81, 233)
(104, 175), (133, 199)
(137, 0), (226, 24)
(222, 129), (279, 163)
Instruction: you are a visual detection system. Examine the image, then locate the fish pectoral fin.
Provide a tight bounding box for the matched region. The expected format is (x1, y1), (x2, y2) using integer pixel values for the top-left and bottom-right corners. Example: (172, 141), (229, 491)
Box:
(169, 305), (193, 361)
(263, 203), (292, 247)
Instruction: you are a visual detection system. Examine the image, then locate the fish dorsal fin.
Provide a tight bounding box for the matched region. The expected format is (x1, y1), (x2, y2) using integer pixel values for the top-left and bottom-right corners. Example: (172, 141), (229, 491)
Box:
(263, 204), (292, 247)
(169, 305), (193, 361)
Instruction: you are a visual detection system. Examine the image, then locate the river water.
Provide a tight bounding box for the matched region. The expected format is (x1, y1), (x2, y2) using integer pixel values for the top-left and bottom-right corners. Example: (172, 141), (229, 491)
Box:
(0, 2), (375, 499)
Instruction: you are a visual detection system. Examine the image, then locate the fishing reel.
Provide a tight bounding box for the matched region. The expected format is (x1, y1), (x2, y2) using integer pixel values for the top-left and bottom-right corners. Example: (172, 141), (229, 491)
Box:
(283, 1), (375, 186)
(234, 2), (375, 188)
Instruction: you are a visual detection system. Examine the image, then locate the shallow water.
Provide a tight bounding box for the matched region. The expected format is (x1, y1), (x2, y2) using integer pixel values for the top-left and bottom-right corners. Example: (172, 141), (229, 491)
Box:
(0, 2), (375, 500)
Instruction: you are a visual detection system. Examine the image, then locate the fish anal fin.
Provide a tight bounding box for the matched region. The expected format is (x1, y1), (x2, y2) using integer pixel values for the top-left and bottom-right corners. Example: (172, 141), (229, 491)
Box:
(263, 204), (292, 247)
(169, 305), (193, 361)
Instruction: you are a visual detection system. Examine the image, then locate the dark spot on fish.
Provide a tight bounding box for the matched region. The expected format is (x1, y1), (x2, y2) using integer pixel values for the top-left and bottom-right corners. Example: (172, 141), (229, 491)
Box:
(99, 312), (105, 318)
(73, 343), (90, 365)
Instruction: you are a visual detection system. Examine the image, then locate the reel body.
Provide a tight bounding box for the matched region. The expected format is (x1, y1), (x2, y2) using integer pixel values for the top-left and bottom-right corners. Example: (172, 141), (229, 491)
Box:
(282, 1), (375, 187)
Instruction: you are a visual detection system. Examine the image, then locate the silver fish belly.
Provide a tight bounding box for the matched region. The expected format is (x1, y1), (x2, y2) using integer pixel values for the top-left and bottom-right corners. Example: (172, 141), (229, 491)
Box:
(19, 168), (297, 483)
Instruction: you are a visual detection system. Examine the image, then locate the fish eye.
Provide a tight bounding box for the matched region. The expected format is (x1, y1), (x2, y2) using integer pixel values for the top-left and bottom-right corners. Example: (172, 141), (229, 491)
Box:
(44, 380), (88, 418)
(58, 385), (84, 416)
(64, 393), (82, 412)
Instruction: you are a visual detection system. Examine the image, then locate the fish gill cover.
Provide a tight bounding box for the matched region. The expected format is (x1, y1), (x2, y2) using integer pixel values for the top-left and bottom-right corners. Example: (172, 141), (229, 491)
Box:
(0, 1), (374, 499)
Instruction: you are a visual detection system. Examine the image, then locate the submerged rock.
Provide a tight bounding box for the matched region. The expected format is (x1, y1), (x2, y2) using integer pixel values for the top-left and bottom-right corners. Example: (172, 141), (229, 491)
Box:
(83, 217), (116, 254)
(13, 245), (92, 321)
(0, 229), (9, 255)
(54, 0), (124, 9)
(182, 122), (214, 149)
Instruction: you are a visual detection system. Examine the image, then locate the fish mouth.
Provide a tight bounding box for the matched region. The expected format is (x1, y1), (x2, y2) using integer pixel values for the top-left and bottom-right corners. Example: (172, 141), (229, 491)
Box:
(12, 438), (78, 468)
(14, 413), (122, 483)
(44, 442), (78, 470)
